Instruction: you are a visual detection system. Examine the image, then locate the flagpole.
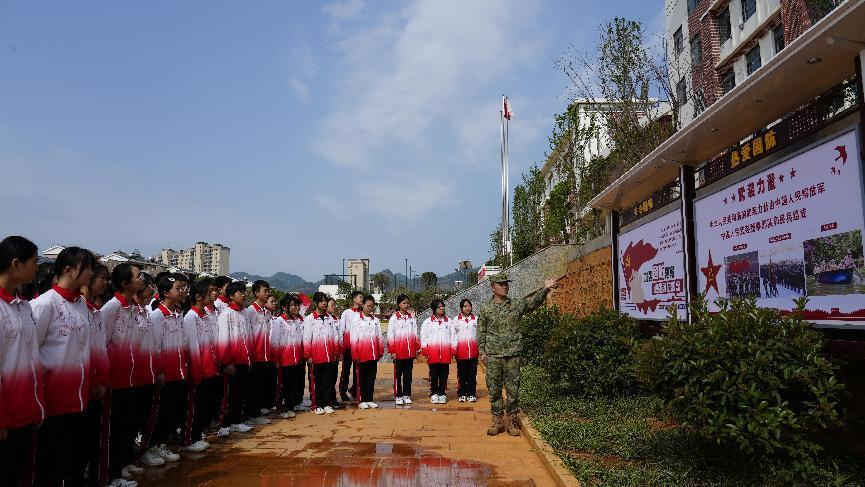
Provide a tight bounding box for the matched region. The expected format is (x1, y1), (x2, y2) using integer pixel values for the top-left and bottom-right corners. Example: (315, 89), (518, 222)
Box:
(500, 105), (507, 262)
(504, 97), (512, 266)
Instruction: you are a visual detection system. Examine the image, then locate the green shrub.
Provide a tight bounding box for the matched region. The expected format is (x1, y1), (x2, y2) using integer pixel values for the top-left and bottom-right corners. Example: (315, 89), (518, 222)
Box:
(541, 307), (642, 397)
(635, 296), (845, 479)
(521, 306), (562, 365)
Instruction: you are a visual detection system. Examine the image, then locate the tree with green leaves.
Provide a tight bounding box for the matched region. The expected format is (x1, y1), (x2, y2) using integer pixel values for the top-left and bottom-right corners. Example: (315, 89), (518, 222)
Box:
(420, 272), (437, 289)
(371, 272), (391, 293)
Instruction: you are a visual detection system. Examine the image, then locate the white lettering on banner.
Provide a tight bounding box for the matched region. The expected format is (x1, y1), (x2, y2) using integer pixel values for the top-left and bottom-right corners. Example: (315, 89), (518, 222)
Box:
(694, 129), (865, 323)
(617, 210), (687, 320)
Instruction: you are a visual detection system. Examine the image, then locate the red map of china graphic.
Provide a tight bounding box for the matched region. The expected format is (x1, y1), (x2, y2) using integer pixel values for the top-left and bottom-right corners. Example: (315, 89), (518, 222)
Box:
(621, 240), (658, 294)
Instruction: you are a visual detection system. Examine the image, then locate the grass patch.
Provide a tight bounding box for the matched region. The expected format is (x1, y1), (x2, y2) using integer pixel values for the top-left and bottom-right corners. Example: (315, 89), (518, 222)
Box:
(520, 364), (865, 486)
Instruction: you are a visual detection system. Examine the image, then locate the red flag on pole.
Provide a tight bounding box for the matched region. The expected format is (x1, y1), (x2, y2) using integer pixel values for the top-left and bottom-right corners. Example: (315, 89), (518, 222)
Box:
(503, 96), (513, 120)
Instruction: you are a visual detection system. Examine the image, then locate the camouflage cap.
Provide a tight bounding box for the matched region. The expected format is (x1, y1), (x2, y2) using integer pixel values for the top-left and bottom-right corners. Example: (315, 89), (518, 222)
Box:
(488, 272), (511, 283)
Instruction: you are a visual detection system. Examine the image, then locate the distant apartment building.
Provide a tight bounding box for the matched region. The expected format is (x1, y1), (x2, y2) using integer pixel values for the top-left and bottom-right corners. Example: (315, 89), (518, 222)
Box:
(346, 258), (370, 291)
(666, 0), (840, 128)
(156, 242), (230, 276)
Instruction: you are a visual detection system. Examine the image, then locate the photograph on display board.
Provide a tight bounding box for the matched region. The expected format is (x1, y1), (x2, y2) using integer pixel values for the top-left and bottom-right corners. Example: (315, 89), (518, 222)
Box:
(804, 229), (865, 296)
(758, 242), (806, 299)
(693, 128), (865, 323)
(724, 251), (760, 299)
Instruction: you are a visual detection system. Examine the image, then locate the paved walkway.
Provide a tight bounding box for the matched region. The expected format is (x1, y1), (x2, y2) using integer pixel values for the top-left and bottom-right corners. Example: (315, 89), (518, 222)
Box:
(139, 361), (556, 486)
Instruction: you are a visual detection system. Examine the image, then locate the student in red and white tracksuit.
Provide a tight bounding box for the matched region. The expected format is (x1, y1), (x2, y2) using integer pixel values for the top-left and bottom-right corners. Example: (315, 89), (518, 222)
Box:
(215, 281), (253, 436)
(211, 276), (233, 317)
(303, 293), (341, 415)
(420, 299), (455, 405)
(146, 274), (196, 465)
(203, 284), (222, 430)
(0, 236), (45, 487)
(103, 264), (156, 480)
(386, 294), (419, 406)
(81, 263), (111, 486)
(243, 280), (273, 425)
(181, 279), (219, 453)
(30, 247), (96, 486)
(452, 299), (479, 403)
(350, 295), (384, 409)
(338, 291), (363, 402)
(271, 294), (305, 418)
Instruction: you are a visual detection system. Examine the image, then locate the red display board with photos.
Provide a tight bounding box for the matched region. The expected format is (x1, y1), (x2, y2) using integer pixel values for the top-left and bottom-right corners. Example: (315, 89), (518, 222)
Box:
(694, 128), (865, 325)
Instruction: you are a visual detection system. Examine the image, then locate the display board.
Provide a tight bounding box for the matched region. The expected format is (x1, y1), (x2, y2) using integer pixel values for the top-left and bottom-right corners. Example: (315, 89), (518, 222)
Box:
(694, 129), (865, 323)
(617, 209), (687, 320)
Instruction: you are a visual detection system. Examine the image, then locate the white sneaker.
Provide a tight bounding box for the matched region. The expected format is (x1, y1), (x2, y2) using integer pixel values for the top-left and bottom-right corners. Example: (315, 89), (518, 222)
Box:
(403, 396), (412, 404)
(314, 407), (325, 415)
(294, 405), (308, 412)
(324, 406), (335, 414)
(217, 427), (231, 437)
(124, 464), (144, 475)
(359, 402), (370, 409)
(181, 440), (208, 453)
(156, 444), (180, 462)
(468, 396), (477, 402)
(279, 411), (295, 419)
(140, 450), (165, 467)
(395, 397), (405, 406)
(121, 465), (135, 479)
(459, 396), (467, 402)
(201, 440), (211, 449)
(230, 423), (253, 433)
(439, 395), (447, 404)
(109, 479), (138, 487)
(368, 402), (379, 409)
(249, 416), (271, 425)
(260, 408), (271, 415)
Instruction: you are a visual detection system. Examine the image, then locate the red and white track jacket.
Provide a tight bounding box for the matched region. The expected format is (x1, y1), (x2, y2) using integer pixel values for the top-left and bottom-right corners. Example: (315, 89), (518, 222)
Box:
(0, 289), (45, 429)
(102, 293), (142, 389)
(150, 304), (196, 383)
(420, 315), (455, 364)
(31, 285), (92, 416)
(132, 304), (158, 386)
(452, 313), (479, 360)
(302, 312), (340, 364)
(271, 314), (304, 366)
(86, 300), (110, 389)
(386, 311), (419, 360)
(349, 313), (384, 362)
(216, 304), (252, 366)
(244, 302), (272, 363)
(338, 307), (360, 352)
(185, 307), (218, 380)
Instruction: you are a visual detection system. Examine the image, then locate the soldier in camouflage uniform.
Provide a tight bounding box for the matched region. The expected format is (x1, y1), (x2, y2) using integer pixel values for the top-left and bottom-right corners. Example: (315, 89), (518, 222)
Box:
(478, 272), (560, 436)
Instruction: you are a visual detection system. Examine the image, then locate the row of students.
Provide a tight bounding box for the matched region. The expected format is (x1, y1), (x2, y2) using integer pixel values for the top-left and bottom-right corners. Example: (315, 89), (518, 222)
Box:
(0, 235), (481, 487)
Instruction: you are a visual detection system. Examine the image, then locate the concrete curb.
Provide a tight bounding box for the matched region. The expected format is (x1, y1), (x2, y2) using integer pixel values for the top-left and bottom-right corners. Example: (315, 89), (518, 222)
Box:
(517, 413), (581, 487)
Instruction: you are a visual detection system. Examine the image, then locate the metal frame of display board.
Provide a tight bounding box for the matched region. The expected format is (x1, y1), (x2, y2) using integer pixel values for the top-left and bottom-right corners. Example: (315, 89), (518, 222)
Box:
(614, 200), (687, 323)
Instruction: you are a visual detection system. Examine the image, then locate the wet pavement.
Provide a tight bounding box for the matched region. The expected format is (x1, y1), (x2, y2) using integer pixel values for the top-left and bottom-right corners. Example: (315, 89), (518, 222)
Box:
(138, 361), (555, 486)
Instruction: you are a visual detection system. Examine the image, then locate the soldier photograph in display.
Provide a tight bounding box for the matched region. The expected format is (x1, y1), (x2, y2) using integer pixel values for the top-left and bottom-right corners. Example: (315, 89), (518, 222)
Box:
(758, 242), (806, 299)
(724, 251), (760, 299)
(804, 230), (865, 296)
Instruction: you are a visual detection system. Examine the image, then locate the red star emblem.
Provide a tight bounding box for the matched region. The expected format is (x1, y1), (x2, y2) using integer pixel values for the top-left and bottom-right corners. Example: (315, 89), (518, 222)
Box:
(789, 168), (796, 178)
(701, 251), (721, 294)
(779, 174), (785, 182)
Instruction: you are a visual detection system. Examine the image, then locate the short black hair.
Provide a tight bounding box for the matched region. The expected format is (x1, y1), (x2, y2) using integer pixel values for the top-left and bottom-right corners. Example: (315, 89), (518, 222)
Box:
(0, 236), (38, 274)
(362, 294), (375, 305)
(214, 276), (232, 289)
(350, 290), (363, 300)
(111, 262), (140, 292)
(459, 299), (472, 309)
(225, 281), (246, 298)
(312, 291), (328, 305)
(280, 293), (301, 310)
(252, 280), (270, 295)
(396, 294), (410, 306)
(430, 299), (445, 313)
(53, 246), (95, 279)
(90, 262), (109, 286)
(192, 278), (212, 303)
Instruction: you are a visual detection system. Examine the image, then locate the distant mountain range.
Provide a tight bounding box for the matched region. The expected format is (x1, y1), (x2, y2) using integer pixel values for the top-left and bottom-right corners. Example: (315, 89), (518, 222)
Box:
(231, 267), (480, 293)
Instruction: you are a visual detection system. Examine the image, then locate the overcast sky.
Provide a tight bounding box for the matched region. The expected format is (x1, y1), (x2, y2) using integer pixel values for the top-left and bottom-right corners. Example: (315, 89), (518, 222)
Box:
(0, 0), (661, 281)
